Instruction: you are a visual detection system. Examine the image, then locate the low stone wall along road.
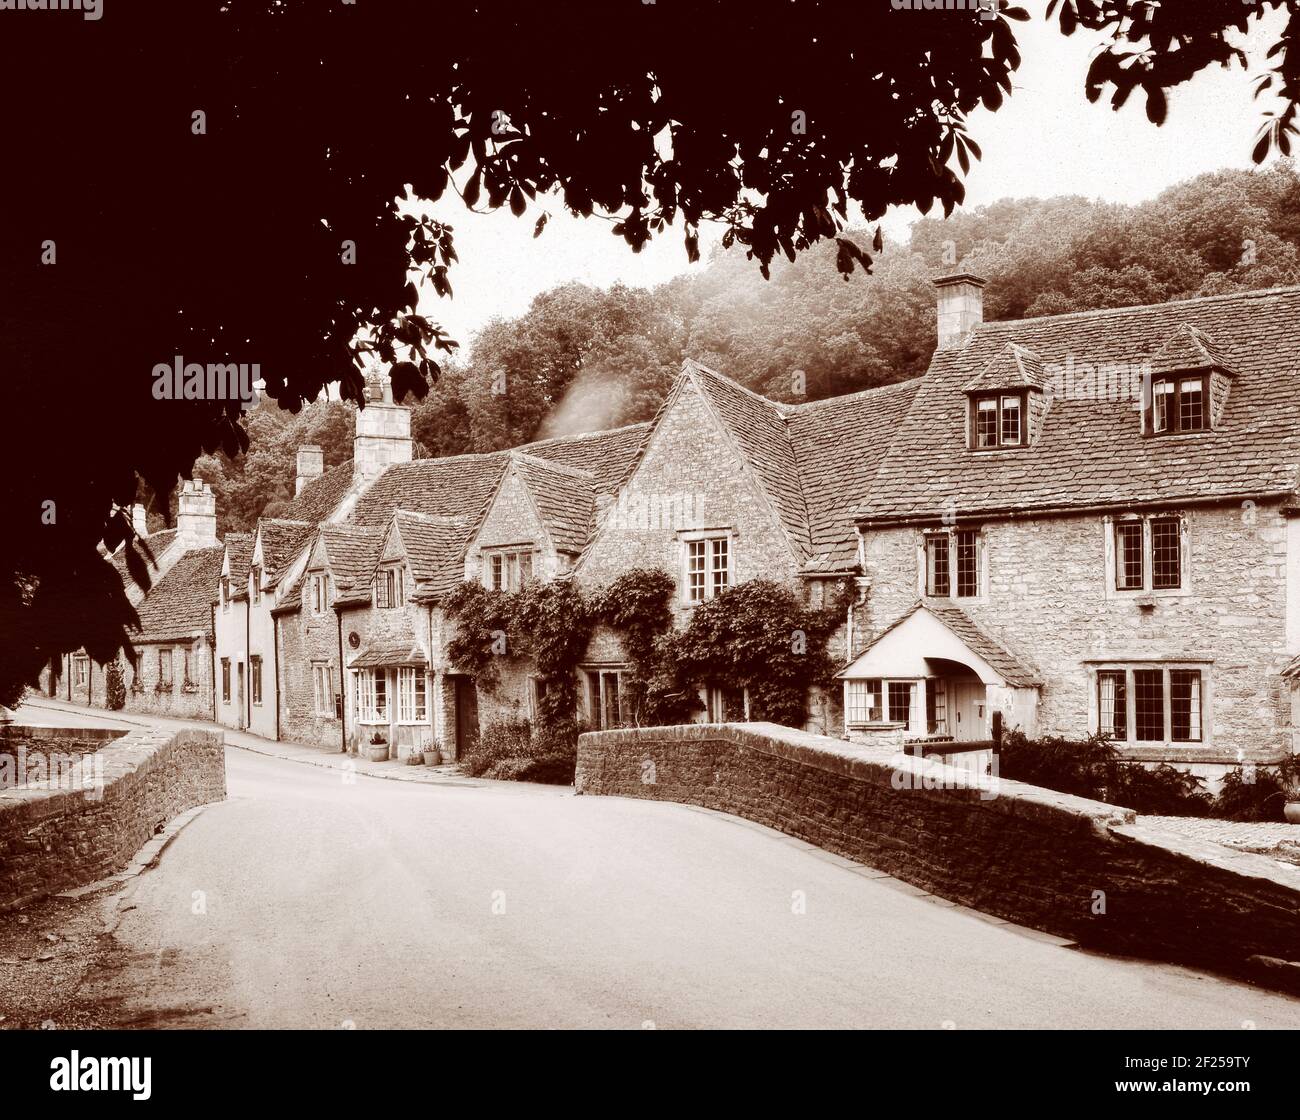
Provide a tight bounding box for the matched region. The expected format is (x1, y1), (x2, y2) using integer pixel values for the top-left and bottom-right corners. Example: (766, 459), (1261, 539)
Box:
(56, 716), (1300, 1029)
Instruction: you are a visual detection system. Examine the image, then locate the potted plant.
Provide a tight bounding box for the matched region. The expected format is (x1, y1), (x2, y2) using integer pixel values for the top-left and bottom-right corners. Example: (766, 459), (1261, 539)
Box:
(1280, 756), (1300, 824)
(366, 730), (389, 763)
(422, 739), (444, 767)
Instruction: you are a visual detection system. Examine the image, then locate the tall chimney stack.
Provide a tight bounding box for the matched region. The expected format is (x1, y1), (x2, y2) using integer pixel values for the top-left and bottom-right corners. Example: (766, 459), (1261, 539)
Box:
(176, 480), (218, 548)
(934, 273), (987, 349)
(295, 445), (324, 496)
(353, 368), (413, 488)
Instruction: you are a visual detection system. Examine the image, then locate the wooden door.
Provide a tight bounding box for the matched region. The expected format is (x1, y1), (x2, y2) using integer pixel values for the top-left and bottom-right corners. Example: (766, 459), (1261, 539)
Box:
(454, 676), (479, 760)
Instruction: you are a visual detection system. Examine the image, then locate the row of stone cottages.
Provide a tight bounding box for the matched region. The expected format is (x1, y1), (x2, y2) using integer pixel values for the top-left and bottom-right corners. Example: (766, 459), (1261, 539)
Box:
(43, 277), (1300, 787)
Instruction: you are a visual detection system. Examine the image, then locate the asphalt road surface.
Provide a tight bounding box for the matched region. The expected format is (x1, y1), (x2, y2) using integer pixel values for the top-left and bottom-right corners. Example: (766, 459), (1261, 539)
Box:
(77, 741), (1300, 1030)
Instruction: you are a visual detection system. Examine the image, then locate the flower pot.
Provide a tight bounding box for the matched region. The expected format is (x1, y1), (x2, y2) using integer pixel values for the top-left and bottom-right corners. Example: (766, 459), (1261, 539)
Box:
(422, 749), (442, 767)
(366, 744), (389, 763)
(1284, 800), (1300, 825)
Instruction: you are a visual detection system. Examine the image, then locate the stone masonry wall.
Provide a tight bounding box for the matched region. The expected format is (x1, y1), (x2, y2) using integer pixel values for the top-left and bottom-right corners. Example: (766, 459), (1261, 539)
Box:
(576, 723), (1300, 979)
(861, 500), (1293, 765)
(0, 725), (226, 912)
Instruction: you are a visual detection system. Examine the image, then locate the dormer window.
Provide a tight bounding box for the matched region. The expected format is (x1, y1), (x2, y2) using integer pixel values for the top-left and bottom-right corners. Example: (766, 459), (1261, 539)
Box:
(971, 391), (1026, 450)
(1150, 375), (1206, 435)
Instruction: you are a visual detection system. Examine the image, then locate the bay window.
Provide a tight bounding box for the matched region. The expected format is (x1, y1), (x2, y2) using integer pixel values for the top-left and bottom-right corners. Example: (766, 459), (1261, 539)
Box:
(397, 667), (427, 723)
(355, 668), (388, 723)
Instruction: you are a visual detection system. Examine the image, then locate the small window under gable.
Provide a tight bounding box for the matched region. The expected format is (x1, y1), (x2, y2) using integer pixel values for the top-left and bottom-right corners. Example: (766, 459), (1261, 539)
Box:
(963, 343), (1046, 451)
(1144, 324), (1235, 437)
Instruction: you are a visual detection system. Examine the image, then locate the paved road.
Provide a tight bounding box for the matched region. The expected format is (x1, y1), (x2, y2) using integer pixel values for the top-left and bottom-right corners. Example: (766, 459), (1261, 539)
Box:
(68, 734), (1300, 1029)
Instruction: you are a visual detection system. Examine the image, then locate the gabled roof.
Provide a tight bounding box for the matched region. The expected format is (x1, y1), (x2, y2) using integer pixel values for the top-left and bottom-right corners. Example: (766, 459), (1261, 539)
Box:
(1149, 323), (1237, 379)
(924, 603), (1040, 688)
(387, 511), (475, 599)
(962, 342), (1048, 393)
(860, 286), (1300, 522)
(223, 533), (254, 600)
(131, 546), (224, 644)
(786, 378), (923, 572)
(510, 453), (597, 554)
(1283, 654), (1300, 681)
(319, 525), (385, 602)
(517, 422), (651, 494)
(837, 600), (1039, 690)
(687, 360), (812, 557)
(257, 519), (313, 587)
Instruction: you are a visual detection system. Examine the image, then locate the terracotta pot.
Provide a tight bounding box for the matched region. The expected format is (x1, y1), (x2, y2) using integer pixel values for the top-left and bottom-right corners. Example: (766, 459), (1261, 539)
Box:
(1284, 801), (1300, 825)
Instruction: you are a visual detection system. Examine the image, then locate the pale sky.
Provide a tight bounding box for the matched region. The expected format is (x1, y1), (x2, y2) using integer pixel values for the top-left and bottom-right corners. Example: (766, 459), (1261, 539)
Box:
(413, 10), (1289, 348)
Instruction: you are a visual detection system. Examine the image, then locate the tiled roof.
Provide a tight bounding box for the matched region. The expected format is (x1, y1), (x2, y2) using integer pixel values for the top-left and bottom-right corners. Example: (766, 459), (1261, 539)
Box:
(258, 519), (313, 586)
(131, 546), (224, 644)
(688, 361), (812, 557)
(1283, 654), (1300, 681)
(351, 451), (509, 528)
(390, 511), (475, 599)
(516, 422), (651, 494)
(925, 602), (1040, 688)
(111, 529), (177, 593)
(962, 342), (1048, 393)
(787, 378), (923, 572)
(861, 286), (1300, 522)
(848, 601), (1039, 689)
(350, 632), (428, 668)
(279, 458), (354, 524)
(511, 453), (597, 554)
(321, 525), (385, 601)
(224, 533), (254, 601)
(1149, 323), (1237, 379)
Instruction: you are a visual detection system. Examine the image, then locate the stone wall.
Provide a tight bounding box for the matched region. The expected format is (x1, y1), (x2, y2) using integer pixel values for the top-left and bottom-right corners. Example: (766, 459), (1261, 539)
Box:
(576, 723), (1300, 979)
(861, 500), (1294, 767)
(0, 725), (226, 912)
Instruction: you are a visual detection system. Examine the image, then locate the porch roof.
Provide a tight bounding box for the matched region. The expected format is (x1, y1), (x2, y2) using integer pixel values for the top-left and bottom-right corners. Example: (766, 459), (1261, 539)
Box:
(837, 601), (1040, 689)
(349, 636), (428, 668)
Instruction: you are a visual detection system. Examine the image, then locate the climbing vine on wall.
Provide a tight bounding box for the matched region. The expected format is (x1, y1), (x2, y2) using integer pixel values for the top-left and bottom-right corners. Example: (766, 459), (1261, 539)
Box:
(444, 569), (854, 735)
(104, 658), (126, 711)
(669, 578), (852, 727)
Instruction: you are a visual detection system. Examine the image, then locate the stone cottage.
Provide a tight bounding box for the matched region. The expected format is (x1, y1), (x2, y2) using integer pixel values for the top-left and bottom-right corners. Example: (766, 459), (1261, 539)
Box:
(840, 276), (1300, 786)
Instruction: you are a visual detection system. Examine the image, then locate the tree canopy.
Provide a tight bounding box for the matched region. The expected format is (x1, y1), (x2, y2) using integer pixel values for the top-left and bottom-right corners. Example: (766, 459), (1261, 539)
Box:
(3, 0), (1300, 705)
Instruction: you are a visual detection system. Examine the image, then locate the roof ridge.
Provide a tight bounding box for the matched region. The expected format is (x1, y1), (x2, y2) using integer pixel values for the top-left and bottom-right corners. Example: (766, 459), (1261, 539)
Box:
(518, 419), (652, 451)
(782, 375), (927, 414)
(509, 450), (597, 480)
(982, 283), (1300, 332)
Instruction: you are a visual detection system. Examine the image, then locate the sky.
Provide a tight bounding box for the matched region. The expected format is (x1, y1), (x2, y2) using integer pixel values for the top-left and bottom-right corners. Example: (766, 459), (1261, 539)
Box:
(413, 9), (1289, 348)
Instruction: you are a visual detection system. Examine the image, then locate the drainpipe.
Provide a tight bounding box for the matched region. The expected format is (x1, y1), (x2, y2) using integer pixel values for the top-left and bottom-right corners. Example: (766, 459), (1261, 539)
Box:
(336, 608), (347, 754)
(272, 613), (281, 742)
(245, 595), (252, 731)
(210, 602), (218, 720)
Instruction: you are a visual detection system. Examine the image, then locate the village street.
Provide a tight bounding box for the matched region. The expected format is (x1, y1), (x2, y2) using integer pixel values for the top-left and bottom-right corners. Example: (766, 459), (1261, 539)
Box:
(9, 702), (1300, 1030)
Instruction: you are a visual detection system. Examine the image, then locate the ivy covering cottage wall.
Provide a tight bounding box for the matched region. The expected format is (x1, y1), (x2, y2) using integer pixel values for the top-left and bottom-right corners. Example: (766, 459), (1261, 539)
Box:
(443, 568), (853, 780)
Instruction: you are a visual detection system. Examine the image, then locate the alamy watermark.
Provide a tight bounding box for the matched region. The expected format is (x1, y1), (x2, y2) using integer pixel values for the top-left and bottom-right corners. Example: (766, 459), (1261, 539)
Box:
(0, 0), (103, 20)
(152, 356), (261, 409)
(890, 0), (997, 20)
(0, 746), (105, 799)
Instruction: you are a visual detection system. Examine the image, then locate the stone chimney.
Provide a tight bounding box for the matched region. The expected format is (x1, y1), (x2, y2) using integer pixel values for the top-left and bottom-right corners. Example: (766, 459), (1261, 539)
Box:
(295, 445), (324, 496)
(934, 273), (987, 349)
(353, 369), (413, 488)
(131, 503), (149, 538)
(176, 480), (218, 548)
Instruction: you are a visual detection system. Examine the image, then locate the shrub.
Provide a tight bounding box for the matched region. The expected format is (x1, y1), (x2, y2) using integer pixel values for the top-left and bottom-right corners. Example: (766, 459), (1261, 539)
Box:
(461, 716), (532, 777)
(1213, 756), (1300, 822)
(104, 659), (126, 711)
(462, 715), (584, 785)
(998, 730), (1211, 816)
